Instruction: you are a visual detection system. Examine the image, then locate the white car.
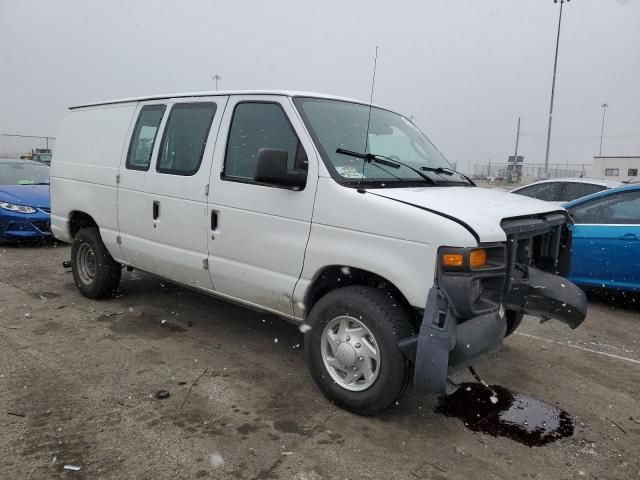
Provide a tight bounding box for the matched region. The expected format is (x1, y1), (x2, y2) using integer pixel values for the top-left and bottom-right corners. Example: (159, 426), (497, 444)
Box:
(50, 91), (587, 415)
(511, 178), (622, 205)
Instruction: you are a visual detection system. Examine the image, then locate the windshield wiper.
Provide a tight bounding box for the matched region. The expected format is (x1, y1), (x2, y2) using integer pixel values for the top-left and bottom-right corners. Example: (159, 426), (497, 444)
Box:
(420, 166), (475, 186)
(336, 148), (435, 185)
(420, 166), (453, 176)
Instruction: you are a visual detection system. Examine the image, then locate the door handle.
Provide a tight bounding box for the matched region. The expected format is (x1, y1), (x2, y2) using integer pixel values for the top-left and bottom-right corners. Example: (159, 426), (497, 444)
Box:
(619, 233), (639, 241)
(211, 210), (218, 230)
(153, 201), (160, 220)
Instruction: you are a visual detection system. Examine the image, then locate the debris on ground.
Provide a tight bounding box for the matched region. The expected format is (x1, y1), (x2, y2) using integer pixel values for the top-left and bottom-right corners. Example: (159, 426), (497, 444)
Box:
(180, 368), (208, 409)
(155, 389), (170, 400)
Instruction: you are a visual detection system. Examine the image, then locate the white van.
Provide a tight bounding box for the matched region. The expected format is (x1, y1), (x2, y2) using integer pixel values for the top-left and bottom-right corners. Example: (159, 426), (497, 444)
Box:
(50, 91), (587, 415)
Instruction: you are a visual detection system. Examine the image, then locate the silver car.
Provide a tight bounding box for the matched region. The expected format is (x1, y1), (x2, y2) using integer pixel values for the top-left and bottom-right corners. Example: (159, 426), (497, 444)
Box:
(511, 177), (622, 205)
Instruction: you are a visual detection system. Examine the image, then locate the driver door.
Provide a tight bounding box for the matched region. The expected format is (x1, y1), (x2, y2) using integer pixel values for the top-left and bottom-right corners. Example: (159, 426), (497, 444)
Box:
(206, 96), (319, 317)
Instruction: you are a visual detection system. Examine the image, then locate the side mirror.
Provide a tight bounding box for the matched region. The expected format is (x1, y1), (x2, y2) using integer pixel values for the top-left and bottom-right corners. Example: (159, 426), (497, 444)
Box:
(254, 148), (307, 189)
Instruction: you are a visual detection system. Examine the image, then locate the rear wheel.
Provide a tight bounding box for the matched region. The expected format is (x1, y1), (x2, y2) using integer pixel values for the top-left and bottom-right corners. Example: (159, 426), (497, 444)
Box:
(71, 227), (121, 299)
(304, 286), (414, 415)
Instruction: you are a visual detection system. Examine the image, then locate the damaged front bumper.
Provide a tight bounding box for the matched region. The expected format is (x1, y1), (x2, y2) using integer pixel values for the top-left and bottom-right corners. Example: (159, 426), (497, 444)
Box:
(399, 267), (587, 395)
(502, 266), (586, 329)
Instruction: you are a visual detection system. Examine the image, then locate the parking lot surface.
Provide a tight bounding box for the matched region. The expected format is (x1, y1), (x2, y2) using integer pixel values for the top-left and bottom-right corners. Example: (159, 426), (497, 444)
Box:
(1, 243), (639, 479)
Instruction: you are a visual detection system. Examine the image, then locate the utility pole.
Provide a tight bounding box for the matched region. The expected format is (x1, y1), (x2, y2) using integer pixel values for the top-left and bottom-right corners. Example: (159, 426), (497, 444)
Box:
(544, 0), (571, 178)
(510, 117), (521, 183)
(513, 117), (521, 161)
(599, 102), (608, 156)
(212, 74), (222, 91)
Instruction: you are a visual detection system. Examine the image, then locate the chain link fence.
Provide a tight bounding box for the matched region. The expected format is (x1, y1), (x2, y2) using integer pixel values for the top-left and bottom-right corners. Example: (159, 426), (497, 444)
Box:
(472, 162), (591, 185)
(0, 134), (56, 159)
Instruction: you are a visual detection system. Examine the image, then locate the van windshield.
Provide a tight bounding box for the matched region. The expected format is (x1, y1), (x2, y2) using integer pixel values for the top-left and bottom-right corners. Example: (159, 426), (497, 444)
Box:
(293, 97), (468, 187)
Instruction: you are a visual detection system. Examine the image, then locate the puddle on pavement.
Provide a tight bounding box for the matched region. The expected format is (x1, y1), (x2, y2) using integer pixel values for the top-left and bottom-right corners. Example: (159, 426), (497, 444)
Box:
(436, 382), (574, 447)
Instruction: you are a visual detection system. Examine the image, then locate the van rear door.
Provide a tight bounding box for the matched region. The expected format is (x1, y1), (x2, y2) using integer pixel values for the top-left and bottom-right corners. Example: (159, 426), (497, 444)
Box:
(117, 102), (167, 272)
(118, 96), (227, 290)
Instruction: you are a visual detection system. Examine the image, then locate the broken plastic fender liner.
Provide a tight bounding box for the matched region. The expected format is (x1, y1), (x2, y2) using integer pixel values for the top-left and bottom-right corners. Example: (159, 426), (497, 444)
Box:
(413, 286), (451, 395)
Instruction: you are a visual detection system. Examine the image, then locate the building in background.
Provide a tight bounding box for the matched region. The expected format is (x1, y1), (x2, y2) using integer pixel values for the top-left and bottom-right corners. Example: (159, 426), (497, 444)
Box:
(592, 156), (640, 182)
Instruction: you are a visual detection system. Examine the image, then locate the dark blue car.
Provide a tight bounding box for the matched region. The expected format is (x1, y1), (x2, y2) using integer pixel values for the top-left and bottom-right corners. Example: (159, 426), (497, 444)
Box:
(564, 184), (640, 292)
(0, 159), (51, 242)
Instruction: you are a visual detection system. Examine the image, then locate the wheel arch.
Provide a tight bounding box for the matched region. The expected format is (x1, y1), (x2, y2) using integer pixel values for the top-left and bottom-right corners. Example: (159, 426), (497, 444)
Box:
(302, 265), (421, 327)
(68, 210), (99, 239)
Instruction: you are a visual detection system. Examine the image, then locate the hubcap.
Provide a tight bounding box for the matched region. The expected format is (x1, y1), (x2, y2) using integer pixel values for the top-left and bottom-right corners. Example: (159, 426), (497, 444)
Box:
(321, 316), (380, 392)
(76, 243), (96, 285)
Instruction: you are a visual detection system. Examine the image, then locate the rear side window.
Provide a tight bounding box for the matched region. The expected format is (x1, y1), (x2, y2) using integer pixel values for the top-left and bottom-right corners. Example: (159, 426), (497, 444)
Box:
(561, 183), (606, 202)
(570, 191), (640, 224)
(157, 102), (217, 175)
(126, 105), (166, 171)
(514, 182), (562, 201)
(223, 102), (306, 181)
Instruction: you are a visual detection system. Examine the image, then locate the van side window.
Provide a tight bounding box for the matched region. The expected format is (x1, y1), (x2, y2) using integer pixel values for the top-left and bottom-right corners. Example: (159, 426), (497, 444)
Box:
(223, 102), (307, 181)
(126, 105), (166, 171)
(157, 102), (217, 176)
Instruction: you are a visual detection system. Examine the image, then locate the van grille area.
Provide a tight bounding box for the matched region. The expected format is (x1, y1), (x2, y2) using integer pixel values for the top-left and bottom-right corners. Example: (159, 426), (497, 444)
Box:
(500, 212), (570, 293)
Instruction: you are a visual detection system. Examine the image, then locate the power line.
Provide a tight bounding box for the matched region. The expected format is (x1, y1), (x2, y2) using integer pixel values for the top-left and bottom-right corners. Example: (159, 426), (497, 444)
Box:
(520, 132), (640, 140)
(0, 133), (56, 140)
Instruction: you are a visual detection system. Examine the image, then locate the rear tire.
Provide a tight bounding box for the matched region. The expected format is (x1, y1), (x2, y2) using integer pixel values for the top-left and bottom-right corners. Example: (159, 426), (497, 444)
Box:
(304, 286), (414, 416)
(504, 310), (524, 337)
(71, 227), (121, 299)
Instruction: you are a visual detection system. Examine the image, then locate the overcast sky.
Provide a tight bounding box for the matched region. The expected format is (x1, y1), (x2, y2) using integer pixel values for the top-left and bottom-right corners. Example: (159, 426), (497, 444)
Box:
(1, 0), (639, 172)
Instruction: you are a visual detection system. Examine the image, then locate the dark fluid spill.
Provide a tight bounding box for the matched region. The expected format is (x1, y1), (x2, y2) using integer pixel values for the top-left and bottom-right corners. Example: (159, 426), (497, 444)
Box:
(436, 382), (575, 447)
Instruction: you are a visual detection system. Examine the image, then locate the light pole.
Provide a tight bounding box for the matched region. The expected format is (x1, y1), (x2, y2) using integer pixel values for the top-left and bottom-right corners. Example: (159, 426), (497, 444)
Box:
(212, 74), (222, 91)
(543, 0), (571, 178)
(599, 103), (608, 156)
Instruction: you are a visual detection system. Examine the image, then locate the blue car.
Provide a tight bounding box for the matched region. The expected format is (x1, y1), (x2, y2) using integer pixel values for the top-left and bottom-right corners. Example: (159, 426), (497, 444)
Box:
(0, 159), (51, 242)
(564, 184), (640, 292)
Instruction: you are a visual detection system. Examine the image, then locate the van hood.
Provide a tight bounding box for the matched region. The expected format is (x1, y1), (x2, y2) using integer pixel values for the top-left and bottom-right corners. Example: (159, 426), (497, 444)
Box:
(368, 186), (566, 242)
(0, 184), (50, 209)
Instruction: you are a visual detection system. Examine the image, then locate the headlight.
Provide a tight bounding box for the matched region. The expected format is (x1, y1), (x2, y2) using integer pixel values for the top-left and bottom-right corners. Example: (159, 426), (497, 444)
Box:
(0, 201), (37, 214)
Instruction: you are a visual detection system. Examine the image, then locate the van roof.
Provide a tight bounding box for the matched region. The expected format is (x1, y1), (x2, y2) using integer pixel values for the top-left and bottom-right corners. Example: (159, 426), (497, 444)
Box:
(70, 90), (375, 110)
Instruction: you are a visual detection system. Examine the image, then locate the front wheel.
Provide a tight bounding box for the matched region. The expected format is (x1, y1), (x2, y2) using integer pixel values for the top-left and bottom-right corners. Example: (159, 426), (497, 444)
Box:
(304, 286), (414, 415)
(71, 227), (121, 299)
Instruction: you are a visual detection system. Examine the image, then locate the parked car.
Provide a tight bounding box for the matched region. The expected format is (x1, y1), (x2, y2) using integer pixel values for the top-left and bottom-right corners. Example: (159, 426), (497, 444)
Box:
(564, 184), (640, 291)
(0, 159), (51, 242)
(511, 178), (621, 204)
(50, 90), (587, 415)
(31, 150), (53, 165)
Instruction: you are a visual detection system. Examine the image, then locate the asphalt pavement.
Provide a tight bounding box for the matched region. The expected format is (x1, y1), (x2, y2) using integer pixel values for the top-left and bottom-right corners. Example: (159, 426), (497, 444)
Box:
(1, 243), (638, 479)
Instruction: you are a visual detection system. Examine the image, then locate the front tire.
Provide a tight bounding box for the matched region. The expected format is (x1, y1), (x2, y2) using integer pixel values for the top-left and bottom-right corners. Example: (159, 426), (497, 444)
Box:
(304, 286), (414, 415)
(71, 227), (121, 299)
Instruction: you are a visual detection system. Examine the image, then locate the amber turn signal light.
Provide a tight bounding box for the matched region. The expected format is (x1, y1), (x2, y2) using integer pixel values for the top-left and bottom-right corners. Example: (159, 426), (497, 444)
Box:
(469, 249), (487, 269)
(441, 253), (464, 268)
